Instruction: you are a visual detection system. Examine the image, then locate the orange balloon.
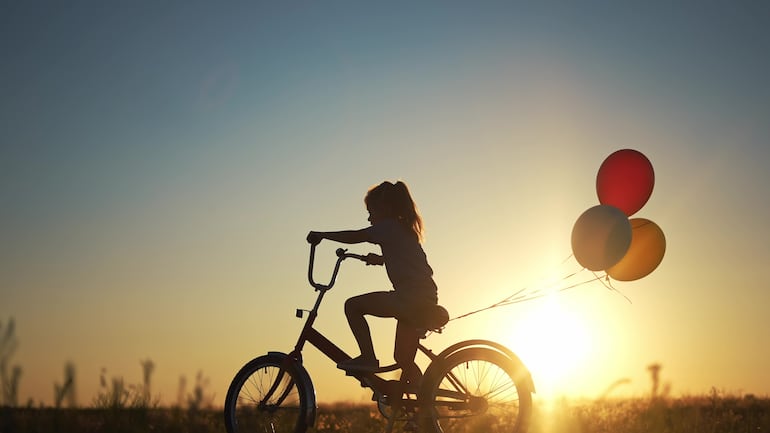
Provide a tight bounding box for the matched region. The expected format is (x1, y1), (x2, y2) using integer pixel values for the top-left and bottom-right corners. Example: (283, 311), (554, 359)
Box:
(607, 218), (666, 281)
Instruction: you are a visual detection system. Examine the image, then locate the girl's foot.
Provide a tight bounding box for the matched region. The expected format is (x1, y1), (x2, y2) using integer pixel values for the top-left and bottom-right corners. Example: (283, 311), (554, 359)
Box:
(337, 355), (379, 372)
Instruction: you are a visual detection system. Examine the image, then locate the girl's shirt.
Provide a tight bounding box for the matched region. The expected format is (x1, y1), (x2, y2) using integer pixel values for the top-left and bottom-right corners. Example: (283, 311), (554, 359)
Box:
(363, 218), (438, 304)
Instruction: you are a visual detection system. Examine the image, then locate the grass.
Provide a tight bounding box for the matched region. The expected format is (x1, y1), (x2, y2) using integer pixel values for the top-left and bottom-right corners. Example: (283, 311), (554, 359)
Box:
(529, 392), (770, 433)
(4, 318), (770, 432)
(1, 407), (220, 433)
(3, 393), (770, 433)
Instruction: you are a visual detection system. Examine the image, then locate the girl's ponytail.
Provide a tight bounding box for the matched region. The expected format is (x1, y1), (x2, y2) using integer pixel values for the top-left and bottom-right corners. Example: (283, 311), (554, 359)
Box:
(393, 181), (424, 242)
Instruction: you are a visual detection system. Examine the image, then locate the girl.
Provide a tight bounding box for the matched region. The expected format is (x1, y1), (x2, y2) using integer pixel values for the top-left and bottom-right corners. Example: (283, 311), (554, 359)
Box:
(307, 181), (438, 389)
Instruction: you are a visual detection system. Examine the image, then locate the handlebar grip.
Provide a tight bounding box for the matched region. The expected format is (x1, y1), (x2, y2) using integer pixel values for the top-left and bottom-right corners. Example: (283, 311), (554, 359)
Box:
(336, 248), (367, 261)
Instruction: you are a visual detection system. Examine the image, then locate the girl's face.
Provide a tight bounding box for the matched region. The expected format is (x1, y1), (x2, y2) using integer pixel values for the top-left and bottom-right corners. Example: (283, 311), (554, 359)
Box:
(367, 202), (386, 225)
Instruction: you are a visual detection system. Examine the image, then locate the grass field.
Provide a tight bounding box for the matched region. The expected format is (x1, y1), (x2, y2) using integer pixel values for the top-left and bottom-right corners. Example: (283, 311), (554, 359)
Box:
(3, 393), (769, 433)
(2, 321), (768, 432)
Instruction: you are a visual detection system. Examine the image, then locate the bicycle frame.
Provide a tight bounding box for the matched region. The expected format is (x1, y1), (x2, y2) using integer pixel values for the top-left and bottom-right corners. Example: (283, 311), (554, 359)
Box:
(288, 244), (439, 403)
(292, 246), (537, 406)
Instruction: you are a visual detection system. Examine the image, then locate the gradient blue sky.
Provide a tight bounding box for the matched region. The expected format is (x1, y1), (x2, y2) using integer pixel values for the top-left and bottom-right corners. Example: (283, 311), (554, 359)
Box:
(2, 1), (769, 406)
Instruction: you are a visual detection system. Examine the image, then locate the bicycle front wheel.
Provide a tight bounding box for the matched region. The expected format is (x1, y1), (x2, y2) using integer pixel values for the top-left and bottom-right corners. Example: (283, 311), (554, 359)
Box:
(224, 353), (314, 433)
(419, 347), (532, 433)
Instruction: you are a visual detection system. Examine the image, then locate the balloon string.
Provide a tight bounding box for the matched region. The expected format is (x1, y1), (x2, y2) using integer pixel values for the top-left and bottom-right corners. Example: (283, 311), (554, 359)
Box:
(596, 271), (633, 304)
(447, 254), (631, 322)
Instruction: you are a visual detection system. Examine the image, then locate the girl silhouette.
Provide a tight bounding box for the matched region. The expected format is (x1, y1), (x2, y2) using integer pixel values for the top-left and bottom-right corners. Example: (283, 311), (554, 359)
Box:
(307, 180), (438, 390)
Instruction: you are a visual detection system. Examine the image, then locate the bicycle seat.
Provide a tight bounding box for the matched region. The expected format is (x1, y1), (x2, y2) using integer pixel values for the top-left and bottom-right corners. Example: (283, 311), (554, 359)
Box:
(401, 304), (449, 333)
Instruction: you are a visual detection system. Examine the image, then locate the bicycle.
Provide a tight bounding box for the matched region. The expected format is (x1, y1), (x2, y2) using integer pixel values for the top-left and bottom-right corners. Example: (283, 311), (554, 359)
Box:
(224, 243), (535, 433)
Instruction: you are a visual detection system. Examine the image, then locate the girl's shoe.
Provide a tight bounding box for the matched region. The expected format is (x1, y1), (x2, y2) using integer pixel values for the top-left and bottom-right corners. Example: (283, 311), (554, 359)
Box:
(337, 355), (379, 372)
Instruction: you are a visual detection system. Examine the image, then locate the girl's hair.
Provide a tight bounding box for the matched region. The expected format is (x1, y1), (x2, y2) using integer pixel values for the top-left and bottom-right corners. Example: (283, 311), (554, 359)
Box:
(365, 181), (425, 242)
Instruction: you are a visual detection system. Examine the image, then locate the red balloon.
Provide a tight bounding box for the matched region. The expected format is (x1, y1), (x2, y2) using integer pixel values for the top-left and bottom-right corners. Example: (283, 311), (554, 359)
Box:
(596, 149), (654, 216)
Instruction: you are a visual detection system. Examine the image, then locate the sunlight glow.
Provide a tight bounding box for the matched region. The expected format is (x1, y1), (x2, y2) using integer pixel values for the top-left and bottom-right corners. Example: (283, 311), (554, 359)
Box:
(506, 292), (593, 399)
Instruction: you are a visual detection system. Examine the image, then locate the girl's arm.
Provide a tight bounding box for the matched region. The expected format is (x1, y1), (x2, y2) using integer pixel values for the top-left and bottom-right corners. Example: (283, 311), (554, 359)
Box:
(307, 229), (369, 245)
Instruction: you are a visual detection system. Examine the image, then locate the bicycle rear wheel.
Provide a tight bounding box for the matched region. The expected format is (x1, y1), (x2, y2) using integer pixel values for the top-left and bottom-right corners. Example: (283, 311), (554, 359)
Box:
(419, 347), (532, 433)
(224, 353), (314, 433)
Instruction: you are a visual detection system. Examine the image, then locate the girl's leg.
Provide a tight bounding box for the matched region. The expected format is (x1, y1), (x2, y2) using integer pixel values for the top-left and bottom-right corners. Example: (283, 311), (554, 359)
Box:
(394, 320), (421, 389)
(344, 291), (401, 360)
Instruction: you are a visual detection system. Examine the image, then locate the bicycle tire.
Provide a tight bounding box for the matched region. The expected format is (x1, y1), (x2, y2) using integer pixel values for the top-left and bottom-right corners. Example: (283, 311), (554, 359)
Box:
(224, 352), (315, 433)
(418, 347), (533, 433)
(429, 339), (536, 394)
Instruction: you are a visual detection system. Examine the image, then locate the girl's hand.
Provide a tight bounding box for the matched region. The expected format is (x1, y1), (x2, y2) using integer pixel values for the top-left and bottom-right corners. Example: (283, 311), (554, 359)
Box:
(307, 231), (324, 245)
(365, 253), (385, 266)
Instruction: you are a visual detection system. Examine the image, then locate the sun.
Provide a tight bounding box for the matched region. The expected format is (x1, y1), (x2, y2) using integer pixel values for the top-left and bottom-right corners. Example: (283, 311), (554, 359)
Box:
(503, 294), (594, 399)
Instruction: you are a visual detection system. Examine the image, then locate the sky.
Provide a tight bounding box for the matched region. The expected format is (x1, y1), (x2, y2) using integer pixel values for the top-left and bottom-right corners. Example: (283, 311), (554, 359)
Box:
(2, 1), (770, 407)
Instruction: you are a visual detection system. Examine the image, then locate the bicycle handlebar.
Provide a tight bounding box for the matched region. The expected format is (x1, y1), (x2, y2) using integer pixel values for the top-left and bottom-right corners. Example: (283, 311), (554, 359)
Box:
(307, 243), (366, 291)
